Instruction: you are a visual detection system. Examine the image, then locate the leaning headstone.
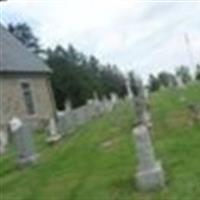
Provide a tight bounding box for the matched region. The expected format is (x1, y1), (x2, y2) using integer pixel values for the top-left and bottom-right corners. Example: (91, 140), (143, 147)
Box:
(0, 129), (8, 155)
(46, 118), (62, 144)
(9, 117), (38, 166)
(133, 124), (165, 191)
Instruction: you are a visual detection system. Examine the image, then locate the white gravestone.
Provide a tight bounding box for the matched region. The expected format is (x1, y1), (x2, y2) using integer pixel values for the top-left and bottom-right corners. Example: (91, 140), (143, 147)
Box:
(133, 124), (165, 191)
(111, 93), (118, 106)
(46, 118), (61, 144)
(0, 130), (8, 155)
(9, 117), (38, 166)
(126, 79), (134, 100)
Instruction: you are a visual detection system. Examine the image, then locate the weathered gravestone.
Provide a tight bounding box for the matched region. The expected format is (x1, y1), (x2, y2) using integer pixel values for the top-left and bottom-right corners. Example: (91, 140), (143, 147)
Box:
(0, 129), (8, 155)
(9, 117), (38, 166)
(103, 96), (113, 113)
(46, 118), (61, 144)
(176, 76), (185, 89)
(111, 93), (118, 106)
(131, 77), (165, 191)
(65, 100), (72, 113)
(57, 112), (75, 135)
(132, 79), (152, 128)
(93, 97), (102, 117)
(133, 124), (165, 191)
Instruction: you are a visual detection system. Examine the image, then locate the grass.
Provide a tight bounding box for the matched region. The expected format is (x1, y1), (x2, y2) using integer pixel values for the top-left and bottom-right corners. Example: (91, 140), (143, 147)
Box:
(0, 83), (200, 200)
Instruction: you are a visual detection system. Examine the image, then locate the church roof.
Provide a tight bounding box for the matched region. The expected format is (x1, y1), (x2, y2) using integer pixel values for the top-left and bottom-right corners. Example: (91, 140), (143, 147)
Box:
(0, 24), (51, 74)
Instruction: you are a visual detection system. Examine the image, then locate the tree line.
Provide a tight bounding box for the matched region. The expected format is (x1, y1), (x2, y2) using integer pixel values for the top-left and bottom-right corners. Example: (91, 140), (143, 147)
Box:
(7, 22), (200, 108)
(8, 23), (127, 109)
(148, 64), (200, 92)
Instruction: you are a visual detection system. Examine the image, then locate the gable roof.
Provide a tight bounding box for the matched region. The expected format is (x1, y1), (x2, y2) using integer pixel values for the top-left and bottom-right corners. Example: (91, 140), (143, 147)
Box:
(0, 24), (51, 74)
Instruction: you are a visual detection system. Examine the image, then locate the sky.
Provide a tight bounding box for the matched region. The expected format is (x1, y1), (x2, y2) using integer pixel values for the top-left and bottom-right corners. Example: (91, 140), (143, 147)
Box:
(0, 0), (200, 80)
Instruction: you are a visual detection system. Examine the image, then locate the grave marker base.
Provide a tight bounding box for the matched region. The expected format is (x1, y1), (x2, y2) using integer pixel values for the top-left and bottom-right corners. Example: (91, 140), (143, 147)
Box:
(46, 134), (62, 144)
(136, 161), (165, 191)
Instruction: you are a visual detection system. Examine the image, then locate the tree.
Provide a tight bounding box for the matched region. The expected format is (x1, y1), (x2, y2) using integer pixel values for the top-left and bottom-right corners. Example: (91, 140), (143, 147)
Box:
(195, 64), (200, 81)
(158, 71), (176, 88)
(148, 74), (160, 92)
(46, 45), (127, 109)
(8, 23), (40, 53)
(176, 65), (192, 84)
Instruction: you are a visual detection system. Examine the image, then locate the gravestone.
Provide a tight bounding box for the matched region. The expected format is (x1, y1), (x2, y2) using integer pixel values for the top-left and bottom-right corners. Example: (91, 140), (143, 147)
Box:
(111, 93), (118, 105)
(65, 100), (72, 113)
(126, 79), (134, 100)
(133, 124), (165, 191)
(9, 117), (38, 166)
(46, 118), (61, 144)
(0, 130), (8, 154)
(103, 96), (113, 112)
(132, 79), (152, 127)
(58, 112), (75, 135)
(176, 76), (185, 88)
(93, 97), (102, 117)
(131, 77), (165, 191)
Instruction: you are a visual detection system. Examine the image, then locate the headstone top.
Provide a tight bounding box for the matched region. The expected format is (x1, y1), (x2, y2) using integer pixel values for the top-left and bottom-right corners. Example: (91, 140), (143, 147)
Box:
(9, 117), (23, 132)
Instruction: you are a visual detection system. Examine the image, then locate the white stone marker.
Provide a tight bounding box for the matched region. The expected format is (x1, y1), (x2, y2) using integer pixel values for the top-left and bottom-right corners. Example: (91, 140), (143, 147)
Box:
(65, 100), (72, 113)
(0, 130), (8, 155)
(133, 124), (165, 191)
(9, 117), (38, 166)
(46, 118), (61, 144)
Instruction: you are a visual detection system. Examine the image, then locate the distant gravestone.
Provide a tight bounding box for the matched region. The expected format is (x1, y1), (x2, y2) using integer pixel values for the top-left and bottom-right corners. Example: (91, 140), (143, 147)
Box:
(126, 79), (134, 100)
(132, 79), (152, 127)
(0, 130), (8, 155)
(46, 118), (61, 144)
(87, 99), (94, 105)
(131, 77), (165, 191)
(65, 100), (72, 113)
(9, 117), (38, 166)
(111, 93), (118, 105)
(133, 124), (165, 191)
(176, 76), (185, 88)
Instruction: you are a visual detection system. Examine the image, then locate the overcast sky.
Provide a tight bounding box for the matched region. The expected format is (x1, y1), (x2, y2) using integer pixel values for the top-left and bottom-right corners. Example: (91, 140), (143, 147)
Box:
(0, 0), (200, 79)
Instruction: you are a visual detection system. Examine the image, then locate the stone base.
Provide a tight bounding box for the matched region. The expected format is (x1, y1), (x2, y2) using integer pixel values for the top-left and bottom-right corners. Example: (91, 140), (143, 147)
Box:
(46, 134), (61, 144)
(18, 154), (38, 166)
(136, 161), (165, 191)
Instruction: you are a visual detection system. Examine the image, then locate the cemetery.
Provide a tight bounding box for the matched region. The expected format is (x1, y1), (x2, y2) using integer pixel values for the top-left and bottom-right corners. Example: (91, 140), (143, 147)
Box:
(1, 1), (200, 200)
(0, 83), (200, 200)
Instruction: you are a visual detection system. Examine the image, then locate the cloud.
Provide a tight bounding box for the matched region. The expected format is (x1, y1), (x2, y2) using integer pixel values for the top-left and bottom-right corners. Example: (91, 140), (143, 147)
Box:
(1, 0), (200, 80)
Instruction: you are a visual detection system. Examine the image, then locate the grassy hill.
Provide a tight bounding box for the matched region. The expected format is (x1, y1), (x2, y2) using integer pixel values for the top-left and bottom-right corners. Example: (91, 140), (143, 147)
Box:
(1, 83), (200, 200)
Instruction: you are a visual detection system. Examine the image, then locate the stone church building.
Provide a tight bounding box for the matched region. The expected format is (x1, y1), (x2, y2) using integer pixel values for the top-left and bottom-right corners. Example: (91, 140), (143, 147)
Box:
(0, 24), (56, 130)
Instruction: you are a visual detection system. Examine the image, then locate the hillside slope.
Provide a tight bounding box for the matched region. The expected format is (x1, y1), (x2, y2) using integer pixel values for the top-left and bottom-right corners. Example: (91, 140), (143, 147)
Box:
(0, 83), (200, 200)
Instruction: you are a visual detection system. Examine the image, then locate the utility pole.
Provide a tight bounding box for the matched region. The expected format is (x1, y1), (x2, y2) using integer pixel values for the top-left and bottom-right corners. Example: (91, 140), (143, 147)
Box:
(184, 33), (195, 76)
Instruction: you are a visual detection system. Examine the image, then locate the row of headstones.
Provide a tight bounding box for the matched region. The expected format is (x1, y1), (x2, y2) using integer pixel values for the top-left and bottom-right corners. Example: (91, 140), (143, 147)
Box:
(48, 93), (119, 143)
(130, 78), (165, 191)
(0, 93), (119, 167)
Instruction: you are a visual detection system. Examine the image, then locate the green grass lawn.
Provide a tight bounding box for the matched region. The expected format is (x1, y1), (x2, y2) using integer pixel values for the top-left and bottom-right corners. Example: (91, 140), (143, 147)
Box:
(0, 83), (200, 200)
